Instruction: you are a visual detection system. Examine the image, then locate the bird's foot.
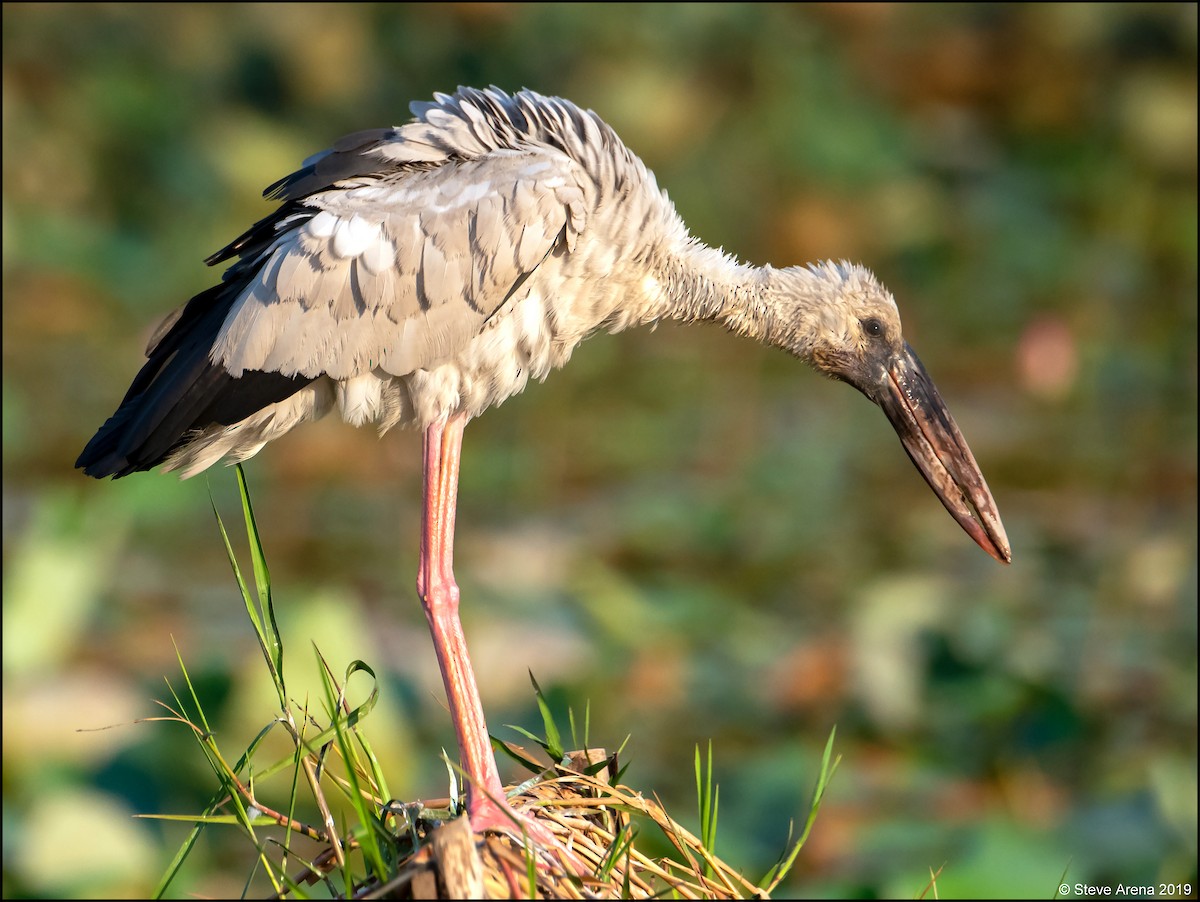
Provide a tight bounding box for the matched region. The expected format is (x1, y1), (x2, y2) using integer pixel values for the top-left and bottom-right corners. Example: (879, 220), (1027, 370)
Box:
(468, 795), (588, 879)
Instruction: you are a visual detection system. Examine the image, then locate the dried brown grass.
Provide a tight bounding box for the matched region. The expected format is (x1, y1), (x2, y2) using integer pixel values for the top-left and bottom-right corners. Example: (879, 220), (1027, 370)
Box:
(306, 751), (771, 900)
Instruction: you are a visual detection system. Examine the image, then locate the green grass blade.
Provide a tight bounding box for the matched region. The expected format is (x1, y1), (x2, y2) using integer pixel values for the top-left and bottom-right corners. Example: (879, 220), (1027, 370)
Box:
(612, 734), (634, 785)
(527, 671), (564, 761)
(567, 698), (591, 752)
(596, 821), (636, 883)
(153, 645), (287, 897)
(493, 733), (550, 775)
(762, 725), (841, 892)
(316, 647), (388, 880)
(695, 740), (718, 877)
(1053, 860), (1073, 898)
(209, 468), (286, 708)
(235, 465), (286, 702)
(525, 830), (537, 900)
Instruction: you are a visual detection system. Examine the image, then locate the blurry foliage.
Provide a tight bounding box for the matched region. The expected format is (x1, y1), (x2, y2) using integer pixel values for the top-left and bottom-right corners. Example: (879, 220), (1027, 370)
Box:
(2, 3), (1196, 898)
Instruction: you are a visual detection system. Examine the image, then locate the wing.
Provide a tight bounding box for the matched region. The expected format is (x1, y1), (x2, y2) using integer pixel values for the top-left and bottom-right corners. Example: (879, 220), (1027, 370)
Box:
(77, 119), (590, 478)
(210, 148), (589, 382)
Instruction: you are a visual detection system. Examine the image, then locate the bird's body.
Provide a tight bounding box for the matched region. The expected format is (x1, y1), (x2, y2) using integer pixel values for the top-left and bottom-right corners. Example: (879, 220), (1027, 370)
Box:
(78, 87), (1010, 852)
(77, 88), (905, 483)
(83, 88), (734, 476)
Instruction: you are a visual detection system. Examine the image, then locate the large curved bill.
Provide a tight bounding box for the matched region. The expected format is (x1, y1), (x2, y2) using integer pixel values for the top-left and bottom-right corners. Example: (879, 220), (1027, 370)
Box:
(878, 343), (1011, 563)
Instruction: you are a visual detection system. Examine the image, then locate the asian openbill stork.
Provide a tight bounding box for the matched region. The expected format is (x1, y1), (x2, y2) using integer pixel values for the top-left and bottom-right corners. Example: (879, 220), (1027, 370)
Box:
(77, 86), (1011, 851)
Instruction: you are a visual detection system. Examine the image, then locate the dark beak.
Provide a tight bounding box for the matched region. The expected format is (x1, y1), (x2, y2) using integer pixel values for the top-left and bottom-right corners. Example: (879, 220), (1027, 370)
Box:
(875, 343), (1011, 563)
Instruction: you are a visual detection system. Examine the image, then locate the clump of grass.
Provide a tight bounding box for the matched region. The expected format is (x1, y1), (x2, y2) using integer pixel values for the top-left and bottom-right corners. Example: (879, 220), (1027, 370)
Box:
(139, 467), (839, 898)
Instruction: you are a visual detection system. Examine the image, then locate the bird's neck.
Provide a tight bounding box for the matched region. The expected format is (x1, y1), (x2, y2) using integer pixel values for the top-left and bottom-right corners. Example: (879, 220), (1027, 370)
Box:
(649, 237), (794, 352)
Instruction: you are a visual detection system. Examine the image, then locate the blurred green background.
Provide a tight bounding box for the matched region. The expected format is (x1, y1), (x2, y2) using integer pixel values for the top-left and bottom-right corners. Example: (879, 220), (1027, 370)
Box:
(3, 3), (1196, 898)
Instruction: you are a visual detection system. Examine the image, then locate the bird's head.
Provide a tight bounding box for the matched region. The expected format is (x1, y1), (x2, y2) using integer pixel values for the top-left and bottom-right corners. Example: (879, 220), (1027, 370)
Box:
(767, 261), (1011, 564)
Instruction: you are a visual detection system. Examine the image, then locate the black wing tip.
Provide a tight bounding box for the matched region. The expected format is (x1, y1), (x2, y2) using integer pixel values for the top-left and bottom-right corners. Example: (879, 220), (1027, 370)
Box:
(263, 167), (312, 202)
(77, 367), (317, 482)
(75, 427), (161, 480)
(76, 454), (142, 480)
(75, 411), (136, 478)
(76, 459), (139, 480)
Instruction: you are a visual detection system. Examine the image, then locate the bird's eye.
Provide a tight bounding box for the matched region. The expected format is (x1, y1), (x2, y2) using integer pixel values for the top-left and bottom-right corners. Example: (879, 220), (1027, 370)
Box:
(862, 318), (884, 338)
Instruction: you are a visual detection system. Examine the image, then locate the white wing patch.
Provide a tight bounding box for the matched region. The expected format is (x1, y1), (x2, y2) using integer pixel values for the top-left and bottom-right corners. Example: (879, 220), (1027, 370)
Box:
(331, 214), (378, 258)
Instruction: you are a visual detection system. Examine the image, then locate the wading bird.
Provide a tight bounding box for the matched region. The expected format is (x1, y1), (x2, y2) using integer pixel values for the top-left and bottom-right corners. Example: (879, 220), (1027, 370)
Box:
(77, 86), (1010, 847)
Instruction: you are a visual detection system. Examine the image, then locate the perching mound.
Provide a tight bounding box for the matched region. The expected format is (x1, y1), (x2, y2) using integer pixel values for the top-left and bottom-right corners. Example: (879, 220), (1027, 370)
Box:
(295, 750), (775, 900)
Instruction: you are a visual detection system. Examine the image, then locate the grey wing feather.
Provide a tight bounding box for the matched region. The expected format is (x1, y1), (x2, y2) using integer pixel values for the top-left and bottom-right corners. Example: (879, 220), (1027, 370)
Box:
(211, 149), (589, 382)
(265, 129), (400, 202)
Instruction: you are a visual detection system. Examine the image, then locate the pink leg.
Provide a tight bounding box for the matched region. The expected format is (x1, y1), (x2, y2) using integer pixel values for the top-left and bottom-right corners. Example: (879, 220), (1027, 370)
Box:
(418, 414), (569, 854)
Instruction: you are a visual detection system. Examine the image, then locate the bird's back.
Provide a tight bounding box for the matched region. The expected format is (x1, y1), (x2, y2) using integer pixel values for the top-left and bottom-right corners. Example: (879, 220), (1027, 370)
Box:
(77, 87), (680, 479)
